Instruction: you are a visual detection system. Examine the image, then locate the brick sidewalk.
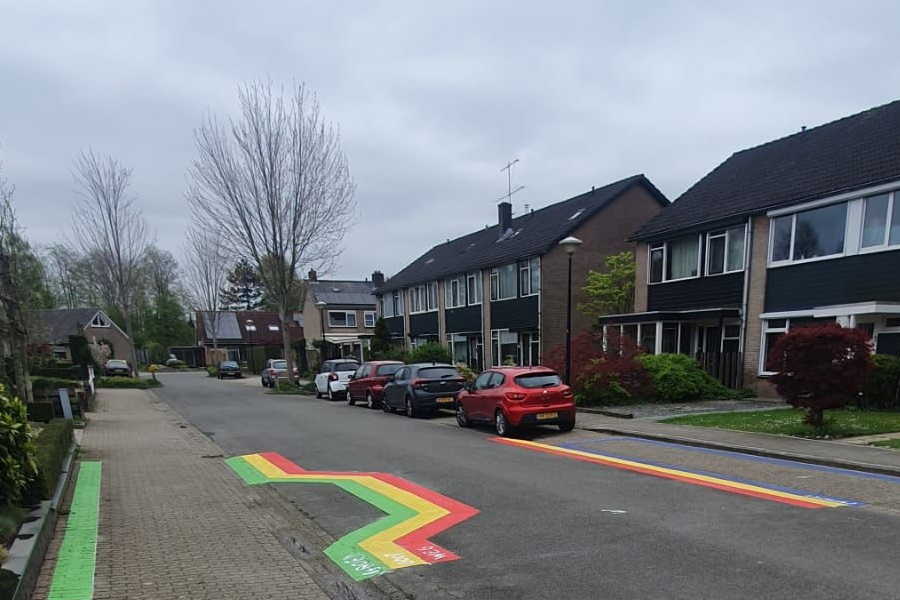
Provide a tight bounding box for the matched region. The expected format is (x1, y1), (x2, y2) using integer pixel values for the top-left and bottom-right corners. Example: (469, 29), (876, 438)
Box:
(32, 389), (332, 600)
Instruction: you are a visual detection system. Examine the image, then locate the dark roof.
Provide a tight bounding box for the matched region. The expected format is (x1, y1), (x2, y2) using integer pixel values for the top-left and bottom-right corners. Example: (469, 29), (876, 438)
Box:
(307, 280), (376, 307)
(377, 175), (667, 292)
(196, 311), (300, 346)
(30, 308), (104, 343)
(633, 99), (900, 241)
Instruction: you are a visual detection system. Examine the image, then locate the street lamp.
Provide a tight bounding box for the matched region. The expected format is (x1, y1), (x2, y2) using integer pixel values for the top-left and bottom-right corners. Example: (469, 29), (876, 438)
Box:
(559, 236), (582, 386)
(245, 319), (256, 374)
(315, 300), (327, 363)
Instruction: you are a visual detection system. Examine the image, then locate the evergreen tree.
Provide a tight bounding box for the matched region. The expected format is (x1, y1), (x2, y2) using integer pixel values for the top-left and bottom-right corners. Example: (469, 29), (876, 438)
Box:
(220, 258), (264, 310)
(370, 317), (393, 359)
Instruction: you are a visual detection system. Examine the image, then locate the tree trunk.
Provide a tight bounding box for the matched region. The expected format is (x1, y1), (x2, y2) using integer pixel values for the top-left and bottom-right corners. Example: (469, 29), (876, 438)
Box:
(124, 312), (139, 378)
(279, 305), (295, 386)
(211, 311), (219, 367)
(804, 406), (825, 427)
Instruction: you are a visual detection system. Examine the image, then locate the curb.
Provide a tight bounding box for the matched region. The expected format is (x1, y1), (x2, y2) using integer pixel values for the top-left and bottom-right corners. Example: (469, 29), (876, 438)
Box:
(576, 407), (634, 419)
(3, 439), (78, 600)
(580, 425), (900, 478)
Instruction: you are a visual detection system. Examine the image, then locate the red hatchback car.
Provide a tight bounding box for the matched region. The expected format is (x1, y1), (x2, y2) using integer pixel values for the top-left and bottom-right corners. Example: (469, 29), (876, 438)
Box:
(346, 360), (405, 409)
(455, 367), (575, 436)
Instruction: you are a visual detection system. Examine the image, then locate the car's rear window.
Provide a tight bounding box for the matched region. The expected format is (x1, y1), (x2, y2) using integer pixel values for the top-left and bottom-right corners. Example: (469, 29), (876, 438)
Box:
(108, 360), (127, 367)
(273, 360), (287, 369)
(335, 362), (359, 372)
(515, 373), (562, 389)
(417, 367), (459, 380)
(221, 361), (238, 368)
(376, 364), (402, 376)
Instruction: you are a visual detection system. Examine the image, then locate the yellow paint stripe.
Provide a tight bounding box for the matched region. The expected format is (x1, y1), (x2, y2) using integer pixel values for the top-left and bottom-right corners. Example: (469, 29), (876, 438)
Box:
(504, 439), (848, 508)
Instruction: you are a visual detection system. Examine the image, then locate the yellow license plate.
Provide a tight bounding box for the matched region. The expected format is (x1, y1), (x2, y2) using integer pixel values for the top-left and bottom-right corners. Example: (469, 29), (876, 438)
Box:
(536, 412), (558, 421)
(437, 397), (455, 404)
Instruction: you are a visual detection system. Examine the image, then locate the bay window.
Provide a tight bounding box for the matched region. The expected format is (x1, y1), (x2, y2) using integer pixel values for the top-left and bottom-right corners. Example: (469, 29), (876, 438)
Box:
(861, 192), (900, 249)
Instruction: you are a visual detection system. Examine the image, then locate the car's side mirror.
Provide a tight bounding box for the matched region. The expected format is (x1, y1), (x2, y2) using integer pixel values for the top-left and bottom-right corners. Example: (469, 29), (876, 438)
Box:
(348, 374), (355, 380)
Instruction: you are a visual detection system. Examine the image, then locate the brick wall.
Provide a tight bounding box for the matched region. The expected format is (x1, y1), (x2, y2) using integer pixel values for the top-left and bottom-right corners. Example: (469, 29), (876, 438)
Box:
(85, 324), (133, 364)
(634, 243), (649, 312)
(743, 213), (774, 396)
(540, 185), (664, 354)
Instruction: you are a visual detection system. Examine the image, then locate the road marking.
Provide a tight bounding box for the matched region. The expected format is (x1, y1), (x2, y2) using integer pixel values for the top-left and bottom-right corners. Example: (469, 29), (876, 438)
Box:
(492, 438), (858, 509)
(226, 452), (478, 580)
(47, 461), (102, 600)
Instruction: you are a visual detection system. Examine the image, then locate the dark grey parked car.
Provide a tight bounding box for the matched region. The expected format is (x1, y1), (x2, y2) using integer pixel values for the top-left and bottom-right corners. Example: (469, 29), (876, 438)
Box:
(217, 361), (243, 379)
(381, 363), (466, 418)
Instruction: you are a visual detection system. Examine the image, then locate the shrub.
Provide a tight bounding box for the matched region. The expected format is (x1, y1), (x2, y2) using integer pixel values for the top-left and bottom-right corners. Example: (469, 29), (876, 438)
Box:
(21, 419), (74, 504)
(206, 366), (218, 378)
(31, 376), (80, 392)
(455, 363), (477, 385)
(31, 364), (81, 380)
(637, 354), (727, 403)
(96, 377), (160, 389)
(166, 358), (186, 368)
(0, 384), (38, 504)
(543, 330), (604, 385)
(276, 380), (298, 392)
(768, 323), (873, 427)
(854, 354), (900, 411)
(408, 341), (452, 364)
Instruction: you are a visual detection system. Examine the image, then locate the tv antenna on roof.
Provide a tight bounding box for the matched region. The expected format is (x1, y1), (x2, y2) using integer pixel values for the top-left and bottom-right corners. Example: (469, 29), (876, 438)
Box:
(498, 159), (525, 204)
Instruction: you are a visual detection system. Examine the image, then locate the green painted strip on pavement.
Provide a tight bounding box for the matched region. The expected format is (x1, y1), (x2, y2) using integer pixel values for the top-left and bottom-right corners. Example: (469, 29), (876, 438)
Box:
(48, 461), (102, 600)
(225, 456), (269, 485)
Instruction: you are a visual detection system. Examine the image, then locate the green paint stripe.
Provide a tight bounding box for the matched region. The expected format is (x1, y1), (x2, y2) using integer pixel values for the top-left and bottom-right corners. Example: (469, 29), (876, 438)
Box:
(48, 461), (102, 600)
(225, 456), (269, 485)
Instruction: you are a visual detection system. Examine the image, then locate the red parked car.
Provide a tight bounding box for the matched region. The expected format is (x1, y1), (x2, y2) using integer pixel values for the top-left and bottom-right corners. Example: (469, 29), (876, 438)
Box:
(455, 366), (575, 436)
(346, 361), (405, 409)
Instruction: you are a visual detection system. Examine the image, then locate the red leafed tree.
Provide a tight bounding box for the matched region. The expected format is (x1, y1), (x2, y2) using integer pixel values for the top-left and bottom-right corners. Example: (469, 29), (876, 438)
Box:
(768, 323), (873, 427)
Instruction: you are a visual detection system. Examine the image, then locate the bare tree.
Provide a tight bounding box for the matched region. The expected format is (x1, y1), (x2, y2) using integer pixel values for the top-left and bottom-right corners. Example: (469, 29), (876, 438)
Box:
(0, 171), (32, 401)
(187, 78), (356, 379)
(144, 245), (181, 302)
(45, 243), (83, 308)
(183, 226), (228, 364)
(71, 150), (149, 372)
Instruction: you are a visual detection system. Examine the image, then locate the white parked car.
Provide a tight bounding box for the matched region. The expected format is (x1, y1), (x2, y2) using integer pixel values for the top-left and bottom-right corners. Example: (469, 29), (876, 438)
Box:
(315, 359), (360, 401)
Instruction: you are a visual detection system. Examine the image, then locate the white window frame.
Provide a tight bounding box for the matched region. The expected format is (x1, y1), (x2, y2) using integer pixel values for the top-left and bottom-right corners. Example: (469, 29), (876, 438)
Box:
(519, 257), (540, 297)
(409, 283), (438, 313)
(647, 235), (702, 284)
(363, 311), (376, 327)
(705, 225), (746, 276)
(392, 290), (404, 316)
(860, 190), (900, 252)
(758, 316), (838, 375)
(467, 271), (482, 306)
(381, 295), (393, 318)
(445, 275), (466, 309)
(491, 329), (519, 366)
(426, 281), (438, 311)
(768, 201), (849, 266)
(490, 263), (517, 301)
(328, 310), (357, 328)
(91, 313), (110, 328)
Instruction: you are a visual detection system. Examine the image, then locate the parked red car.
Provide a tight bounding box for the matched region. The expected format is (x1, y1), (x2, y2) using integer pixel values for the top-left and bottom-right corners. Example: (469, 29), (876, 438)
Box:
(346, 360), (405, 409)
(455, 366), (575, 436)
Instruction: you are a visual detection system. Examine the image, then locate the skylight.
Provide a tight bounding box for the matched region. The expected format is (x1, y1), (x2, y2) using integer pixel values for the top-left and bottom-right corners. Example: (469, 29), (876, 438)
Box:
(425, 258), (435, 264)
(569, 208), (586, 221)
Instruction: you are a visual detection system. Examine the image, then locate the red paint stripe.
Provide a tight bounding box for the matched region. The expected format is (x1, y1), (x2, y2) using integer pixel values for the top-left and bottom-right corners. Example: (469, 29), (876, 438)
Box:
(493, 439), (825, 510)
(258, 452), (307, 474)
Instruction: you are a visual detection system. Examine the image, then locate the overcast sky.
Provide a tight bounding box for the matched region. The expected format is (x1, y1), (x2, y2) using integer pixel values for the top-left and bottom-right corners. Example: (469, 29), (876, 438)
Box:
(2, 1), (900, 281)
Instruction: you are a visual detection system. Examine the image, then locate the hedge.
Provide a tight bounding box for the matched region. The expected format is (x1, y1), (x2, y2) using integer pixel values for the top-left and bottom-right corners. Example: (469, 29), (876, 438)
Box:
(97, 377), (161, 389)
(637, 353), (729, 403)
(31, 364), (81, 380)
(22, 419), (74, 504)
(32, 376), (81, 392)
(854, 354), (900, 411)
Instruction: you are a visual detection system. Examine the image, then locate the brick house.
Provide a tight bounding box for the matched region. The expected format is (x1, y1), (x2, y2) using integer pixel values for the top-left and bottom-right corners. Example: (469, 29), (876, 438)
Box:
(601, 100), (900, 393)
(195, 310), (302, 372)
(301, 273), (378, 365)
(374, 175), (669, 370)
(31, 308), (133, 363)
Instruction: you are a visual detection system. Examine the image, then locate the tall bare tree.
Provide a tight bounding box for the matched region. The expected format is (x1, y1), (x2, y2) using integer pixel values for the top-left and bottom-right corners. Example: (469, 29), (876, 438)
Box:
(144, 245), (181, 302)
(71, 150), (148, 371)
(187, 78), (356, 378)
(183, 226), (228, 363)
(45, 243), (83, 308)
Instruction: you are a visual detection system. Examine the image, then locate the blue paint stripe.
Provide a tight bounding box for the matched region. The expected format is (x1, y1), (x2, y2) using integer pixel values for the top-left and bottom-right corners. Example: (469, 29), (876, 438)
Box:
(559, 440), (864, 507)
(585, 436), (900, 484)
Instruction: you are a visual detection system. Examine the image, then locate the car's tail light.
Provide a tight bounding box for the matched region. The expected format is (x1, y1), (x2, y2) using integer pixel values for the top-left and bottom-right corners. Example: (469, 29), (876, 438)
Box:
(563, 388), (573, 397)
(329, 373), (338, 381)
(505, 392), (526, 401)
(412, 379), (426, 388)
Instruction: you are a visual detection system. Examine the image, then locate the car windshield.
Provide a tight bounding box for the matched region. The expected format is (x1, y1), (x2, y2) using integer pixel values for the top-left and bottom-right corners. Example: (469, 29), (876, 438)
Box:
(221, 361), (238, 368)
(417, 367), (459, 380)
(376, 364), (402, 376)
(515, 373), (562, 389)
(108, 360), (127, 367)
(335, 362), (359, 372)
(272, 360), (287, 369)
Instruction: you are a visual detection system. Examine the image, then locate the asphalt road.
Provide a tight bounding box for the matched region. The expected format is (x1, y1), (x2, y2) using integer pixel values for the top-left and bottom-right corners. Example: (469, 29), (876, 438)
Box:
(153, 372), (900, 600)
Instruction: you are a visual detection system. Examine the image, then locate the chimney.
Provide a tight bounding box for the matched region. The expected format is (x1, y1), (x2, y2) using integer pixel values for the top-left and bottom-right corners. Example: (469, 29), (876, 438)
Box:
(308, 269), (317, 282)
(498, 201), (512, 236)
(371, 270), (385, 288)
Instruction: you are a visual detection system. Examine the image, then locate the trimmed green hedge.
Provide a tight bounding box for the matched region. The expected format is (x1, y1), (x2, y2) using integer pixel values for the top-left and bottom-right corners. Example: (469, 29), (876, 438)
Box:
(31, 364), (81, 380)
(22, 419), (74, 504)
(854, 354), (900, 410)
(26, 402), (57, 423)
(97, 377), (161, 389)
(32, 376), (81, 392)
(637, 353), (729, 403)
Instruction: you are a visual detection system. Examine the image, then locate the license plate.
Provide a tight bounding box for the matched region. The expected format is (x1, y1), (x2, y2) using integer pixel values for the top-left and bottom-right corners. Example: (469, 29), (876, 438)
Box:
(437, 397), (455, 404)
(536, 412), (558, 421)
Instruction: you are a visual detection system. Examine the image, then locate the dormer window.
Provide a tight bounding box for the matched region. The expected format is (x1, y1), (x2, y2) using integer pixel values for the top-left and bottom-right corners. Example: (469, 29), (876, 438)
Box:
(91, 313), (110, 327)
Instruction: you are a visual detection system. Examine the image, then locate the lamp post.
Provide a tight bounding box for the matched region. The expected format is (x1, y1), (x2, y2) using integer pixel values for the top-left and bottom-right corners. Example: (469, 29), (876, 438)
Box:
(245, 319), (256, 374)
(316, 300), (327, 364)
(559, 236), (582, 386)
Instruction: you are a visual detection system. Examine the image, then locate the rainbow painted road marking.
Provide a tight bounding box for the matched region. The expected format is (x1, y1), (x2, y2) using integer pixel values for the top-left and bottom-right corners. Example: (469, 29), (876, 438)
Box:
(225, 452), (478, 580)
(492, 437), (857, 509)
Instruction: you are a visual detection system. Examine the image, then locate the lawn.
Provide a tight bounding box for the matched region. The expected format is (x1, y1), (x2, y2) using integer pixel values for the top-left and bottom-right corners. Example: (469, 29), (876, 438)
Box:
(661, 408), (900, 439)
(870, 439), (900, 449)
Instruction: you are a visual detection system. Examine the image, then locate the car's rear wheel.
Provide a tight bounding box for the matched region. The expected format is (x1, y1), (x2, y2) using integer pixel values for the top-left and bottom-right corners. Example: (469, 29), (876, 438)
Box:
(495, 410), (511, 437)
(559, 421), (575, 432)
(347, 391), (355, 406)
(405, 396), (417, 418)
(366, 391), (377, 409)
(382, 397), (394, 413)
(327, 385), (335, 401)
(456, 402), (470, 428)
(315, 383), (323, 398)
